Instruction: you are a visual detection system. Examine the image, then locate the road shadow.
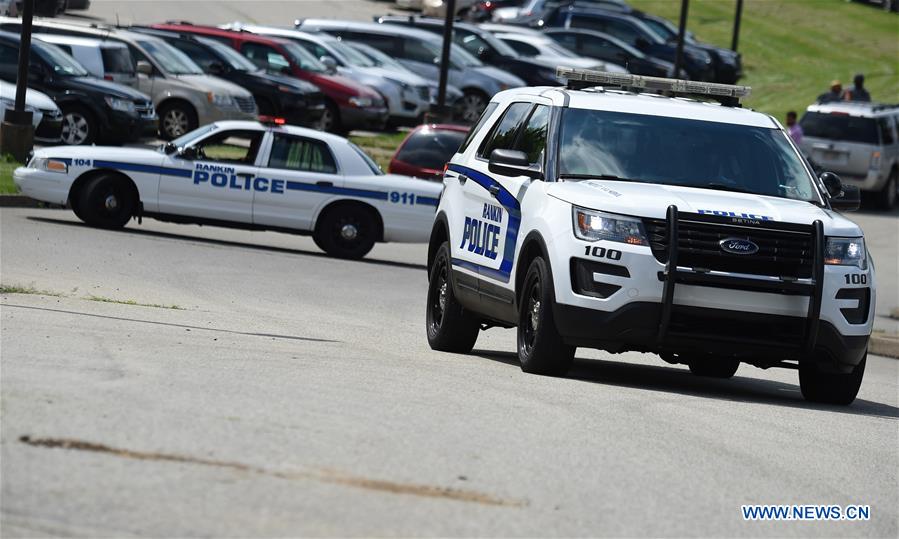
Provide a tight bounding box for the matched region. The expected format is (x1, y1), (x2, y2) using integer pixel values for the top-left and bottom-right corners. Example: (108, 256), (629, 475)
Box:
(26, 216), (427, 272)
(471, 349), (899, 419)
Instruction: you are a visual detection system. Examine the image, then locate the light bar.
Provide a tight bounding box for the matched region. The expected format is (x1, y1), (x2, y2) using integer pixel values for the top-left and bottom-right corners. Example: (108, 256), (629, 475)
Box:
(557, 67), (752, 99)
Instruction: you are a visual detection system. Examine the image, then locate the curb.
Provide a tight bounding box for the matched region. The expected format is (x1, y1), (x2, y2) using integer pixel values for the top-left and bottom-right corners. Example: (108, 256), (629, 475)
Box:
(870, 333), (899, 360)
(0, 195), (63, 208)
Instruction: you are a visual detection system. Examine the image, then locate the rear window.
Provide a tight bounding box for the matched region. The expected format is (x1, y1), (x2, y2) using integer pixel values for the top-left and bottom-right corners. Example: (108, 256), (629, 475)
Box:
(800, 112), (879, 144)
(396, 129), (468, 170)
(101, 47), (134, 75)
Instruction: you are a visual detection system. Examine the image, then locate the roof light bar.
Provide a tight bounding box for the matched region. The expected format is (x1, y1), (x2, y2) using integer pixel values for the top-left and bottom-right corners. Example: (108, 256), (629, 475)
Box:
(557, 67), (752, 100)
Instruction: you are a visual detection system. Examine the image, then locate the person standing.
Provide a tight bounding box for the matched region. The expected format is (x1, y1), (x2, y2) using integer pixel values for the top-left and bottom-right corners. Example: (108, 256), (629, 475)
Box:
(817, 80), (843, 103)
(843, 73), (871, 102)
(786, 111), (803, 145)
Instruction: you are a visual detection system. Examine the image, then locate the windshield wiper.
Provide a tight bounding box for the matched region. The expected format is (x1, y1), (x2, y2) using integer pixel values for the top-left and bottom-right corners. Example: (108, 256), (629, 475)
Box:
(559, 173), (638, 182)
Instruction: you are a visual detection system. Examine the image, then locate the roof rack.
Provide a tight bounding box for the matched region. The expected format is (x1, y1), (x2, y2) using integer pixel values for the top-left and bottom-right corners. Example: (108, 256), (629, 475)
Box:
(557, 67), (752, 107)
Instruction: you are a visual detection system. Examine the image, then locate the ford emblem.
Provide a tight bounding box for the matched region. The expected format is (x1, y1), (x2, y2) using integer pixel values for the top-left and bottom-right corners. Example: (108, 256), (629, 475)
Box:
(719, 237), (759, 255)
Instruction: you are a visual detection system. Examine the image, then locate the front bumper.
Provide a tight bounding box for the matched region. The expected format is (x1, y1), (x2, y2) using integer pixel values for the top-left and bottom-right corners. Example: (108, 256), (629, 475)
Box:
(104, 110), (159, 142)
(13, 166), (70, 206)
(34, 116), (63, 143)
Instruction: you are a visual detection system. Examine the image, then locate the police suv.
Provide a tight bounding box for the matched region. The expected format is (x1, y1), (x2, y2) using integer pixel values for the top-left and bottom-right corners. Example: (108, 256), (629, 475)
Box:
(426, 69), (875, 405)
(15, 120), (442, 259)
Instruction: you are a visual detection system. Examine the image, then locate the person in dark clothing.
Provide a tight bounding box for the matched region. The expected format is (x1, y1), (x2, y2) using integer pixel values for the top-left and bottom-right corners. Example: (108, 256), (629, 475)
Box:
(843, 73), (871, 102)
(817, 80), (843, 103)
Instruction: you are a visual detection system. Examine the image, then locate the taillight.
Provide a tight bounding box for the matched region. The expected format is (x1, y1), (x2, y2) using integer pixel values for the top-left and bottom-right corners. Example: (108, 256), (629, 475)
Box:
(870, 151), (881, 170)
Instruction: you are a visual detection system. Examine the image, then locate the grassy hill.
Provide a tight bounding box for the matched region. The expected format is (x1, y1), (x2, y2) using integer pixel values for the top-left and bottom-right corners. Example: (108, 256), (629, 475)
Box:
(628, 0), (899, 121)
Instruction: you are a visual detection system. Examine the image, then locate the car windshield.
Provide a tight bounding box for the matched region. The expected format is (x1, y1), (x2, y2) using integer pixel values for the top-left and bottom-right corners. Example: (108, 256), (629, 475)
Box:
(333, 40), (375, 67)
(537, 39), (580, 57)
(799, 111), (880, 144)
(199, 37), (259, 72)
(459, 29), (519, 58)
(348, 142), (384, 175)
(448, 42), (483, 67)
(558, 108), (821, 204)
(396, 128), (468, 170)
(35, 42), (89, 77)
(137, 39), (203, 75)
(282, 41), (326, 73)
(347, 42), (411, 72)
(166, 123), (218, 150)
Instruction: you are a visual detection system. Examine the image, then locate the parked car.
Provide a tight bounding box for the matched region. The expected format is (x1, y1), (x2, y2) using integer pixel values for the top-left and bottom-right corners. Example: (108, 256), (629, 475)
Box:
(35, 34), (138, 87)
(218, 23), (431, 128)
(298, 19), (525, 123)
(493, 32), (625, 71)
(131, 27), (326, 129)
(345, 41), (465, 109)
(389, 124), (469, 180)
(494, 0), (629, 22)
(0, 18), (259, 140)
(467, 0), (527, 22)
(0, 79), (63, 143)
(421, 0), (478, 18)
(148, 23), (387, 134)
(543, 28), (674, 77)
(34, 0), (66, 16)
(799, 102), (899, 209)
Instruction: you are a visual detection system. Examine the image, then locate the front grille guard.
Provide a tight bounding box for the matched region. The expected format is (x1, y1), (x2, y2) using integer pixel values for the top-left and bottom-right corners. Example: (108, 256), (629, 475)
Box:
(656, 205), (824, 356)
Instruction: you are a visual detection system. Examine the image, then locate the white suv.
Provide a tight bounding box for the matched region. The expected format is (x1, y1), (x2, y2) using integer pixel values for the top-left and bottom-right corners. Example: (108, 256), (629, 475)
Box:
(425, 69), (875, 406)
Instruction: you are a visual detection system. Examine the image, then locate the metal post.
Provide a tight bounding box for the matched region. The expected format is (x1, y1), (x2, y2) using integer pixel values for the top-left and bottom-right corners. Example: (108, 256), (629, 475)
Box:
(431, 0), (456, 123)
(672, 0), (689, 80)
(731, 0), (743, 52)
(0, 0), (35, 162)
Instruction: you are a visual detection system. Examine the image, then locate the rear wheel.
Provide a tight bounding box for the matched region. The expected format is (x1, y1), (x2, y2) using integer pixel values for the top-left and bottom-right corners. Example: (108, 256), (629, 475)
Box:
(877, 168), (898, 210)
(76, 174), (137, 229)
(688, 357), (740, 378)
(517, 257), (574, 376)
(799, 354), (866, 405)
(313, 205), (378, 259)
(426, 243), (480, 353)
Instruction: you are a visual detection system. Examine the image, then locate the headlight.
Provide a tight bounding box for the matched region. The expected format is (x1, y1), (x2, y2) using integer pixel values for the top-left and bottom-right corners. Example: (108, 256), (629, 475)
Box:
(207, 93), (234, 107)
(825, 237), (867, 269)
(28, 157), (68, 173)
(572, 207), (648, 245)
(104, 97), (136, 113)
(348, 96), (373, 108)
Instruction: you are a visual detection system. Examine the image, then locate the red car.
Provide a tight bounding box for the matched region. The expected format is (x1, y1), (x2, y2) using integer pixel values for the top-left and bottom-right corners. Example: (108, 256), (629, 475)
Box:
(388, 124), (469, 181)
(151, 23), (388, 133)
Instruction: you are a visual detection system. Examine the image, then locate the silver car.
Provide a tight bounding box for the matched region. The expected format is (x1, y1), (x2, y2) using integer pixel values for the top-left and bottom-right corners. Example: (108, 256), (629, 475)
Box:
(799, 102), (899, 209)
(34, 33), (138, 88)
(297, 19), (525, 123)
(0, 17), (258, 140)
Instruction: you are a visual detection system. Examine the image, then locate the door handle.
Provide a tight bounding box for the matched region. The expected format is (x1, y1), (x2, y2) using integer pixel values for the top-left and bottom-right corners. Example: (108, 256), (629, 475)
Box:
(458, 174), (468, 184)
(316, 181), (334, 188)
(488, 184), (500, 198)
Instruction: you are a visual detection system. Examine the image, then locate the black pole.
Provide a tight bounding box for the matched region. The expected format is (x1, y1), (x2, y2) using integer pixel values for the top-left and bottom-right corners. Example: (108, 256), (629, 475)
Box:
(731, 0), (743, 52)
(672, 0), (689, 79)
(14, 0), (34, 112)
(0, 0), (35, 162)
(433, 0), (456, 122)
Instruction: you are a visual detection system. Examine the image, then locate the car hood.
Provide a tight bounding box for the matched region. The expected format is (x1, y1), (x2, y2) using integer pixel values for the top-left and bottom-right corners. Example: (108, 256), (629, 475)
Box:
(545, 180), (861, 235)
(248, 71), (321, 94)
(64, 77), (151, 100)
(177, 74), (253, 98)
(34, 145), (166, 164)
(471, 65), (526, 87)
(381, 173), (444, 194)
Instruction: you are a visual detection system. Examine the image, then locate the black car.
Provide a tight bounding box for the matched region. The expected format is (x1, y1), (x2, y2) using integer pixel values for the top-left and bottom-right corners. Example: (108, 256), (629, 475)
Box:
(375, 15), (564, 86)
(130, 28), (326, 127)
(0, 31), (157, 146)
(527, 7), (715, 81)
(545, 28), (674, 77)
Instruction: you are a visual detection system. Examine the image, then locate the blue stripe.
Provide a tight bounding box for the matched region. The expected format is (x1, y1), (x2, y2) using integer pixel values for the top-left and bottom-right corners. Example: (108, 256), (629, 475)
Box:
(93, 160), (192, 178)
(446, 164), (522, 284)
(284, 181), (388, 200)
(416, 195), (439, 206)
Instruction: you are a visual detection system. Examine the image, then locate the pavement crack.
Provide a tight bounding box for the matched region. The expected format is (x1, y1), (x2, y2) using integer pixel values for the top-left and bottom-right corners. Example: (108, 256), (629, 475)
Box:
(18, 436), (524, 507)
(2, 303), (338, 343)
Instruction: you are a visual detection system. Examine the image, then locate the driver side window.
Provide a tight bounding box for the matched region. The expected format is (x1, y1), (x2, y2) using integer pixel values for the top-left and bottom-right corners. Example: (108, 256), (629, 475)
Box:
(193, 130), (265, 165)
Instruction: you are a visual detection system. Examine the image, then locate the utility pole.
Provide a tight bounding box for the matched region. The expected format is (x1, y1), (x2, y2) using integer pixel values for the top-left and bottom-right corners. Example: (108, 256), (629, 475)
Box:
(431, 0), (456, 123)
(672, 0), (689, 79)
(731, 0), (744, 52)
(1, 0), (35, 162)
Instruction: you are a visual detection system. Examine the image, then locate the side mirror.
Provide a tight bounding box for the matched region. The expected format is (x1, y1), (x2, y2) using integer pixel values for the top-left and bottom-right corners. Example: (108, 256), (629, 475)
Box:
(319, 56), (338, 74)
(820, 171), (842, 197)
(488, 149), (542, 179)
(176, 146), (199, 160)
(207, 62), (226, 75)
(136, 60), (153, 76)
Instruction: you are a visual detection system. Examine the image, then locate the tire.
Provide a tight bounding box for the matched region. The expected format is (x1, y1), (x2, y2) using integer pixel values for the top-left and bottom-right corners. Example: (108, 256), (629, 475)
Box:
(688, 357), (740, 378)
(517, 257), (574, 376)
(877, 168), (898, 210)
(319, 102), (342, 134)
(799, 353), (866, 405)
(425, 243), (480, 353)
(76, 174), (137, 229)
(60, 105), (96, 146)
(313, 205), (378, 259)
(158, 102), (198, 140)
(456, 90), (488, 124)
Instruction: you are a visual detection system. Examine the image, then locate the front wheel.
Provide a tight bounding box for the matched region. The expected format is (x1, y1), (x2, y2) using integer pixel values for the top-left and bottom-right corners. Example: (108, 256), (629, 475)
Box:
(426, 243), (480, 353)
(456, 91), (487, 124)
(158, 102), (198, 140)
(313, 206), (378, 259)
(76, 174), (137, 229)
(517, 257), (574, 376)
(799, 354), (866, 405)
(60, 105), (96, 146)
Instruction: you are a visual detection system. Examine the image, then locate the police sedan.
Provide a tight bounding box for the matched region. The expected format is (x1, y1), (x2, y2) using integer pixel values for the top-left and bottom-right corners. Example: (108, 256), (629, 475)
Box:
(15, 120), (443, 259)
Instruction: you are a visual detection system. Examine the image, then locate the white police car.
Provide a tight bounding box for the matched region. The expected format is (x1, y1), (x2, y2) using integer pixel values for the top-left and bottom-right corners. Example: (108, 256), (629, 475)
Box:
(425, 69), (876, 405)
(15, 120), (442, 259)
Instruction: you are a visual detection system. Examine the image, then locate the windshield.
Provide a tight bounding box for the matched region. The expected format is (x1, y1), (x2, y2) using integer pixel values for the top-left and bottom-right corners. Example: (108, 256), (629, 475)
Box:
(347, 42), (411, 72)
(334, 40), (375, 67)
(348, 142), (384, 175)
(282, 41), (326, 73)
(448, 41), (483, 68)
(800, 112), (880, 144)
(458, 29), (519, 59)
(558, 109), (821, 203)
(137, 39), (203, 75)
(199, 37), (259, 72)
(167, 123), (218, 149)
(539, 39), (580, 57)
(396, 129), (468, 170)
(35, 42), (89, 77)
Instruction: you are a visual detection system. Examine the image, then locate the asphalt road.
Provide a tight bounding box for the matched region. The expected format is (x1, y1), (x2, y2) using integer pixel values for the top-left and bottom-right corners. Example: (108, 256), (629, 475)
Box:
(1, 207), (897, 537)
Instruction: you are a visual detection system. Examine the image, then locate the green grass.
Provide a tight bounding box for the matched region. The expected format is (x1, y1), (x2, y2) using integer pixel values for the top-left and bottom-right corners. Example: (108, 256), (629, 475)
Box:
(350, 131), (409, 171)
(0, 154), (21, 194)
(0, 284), (63, 296)
(628, 0), (899, 121)
(86, 295), (183, 310)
